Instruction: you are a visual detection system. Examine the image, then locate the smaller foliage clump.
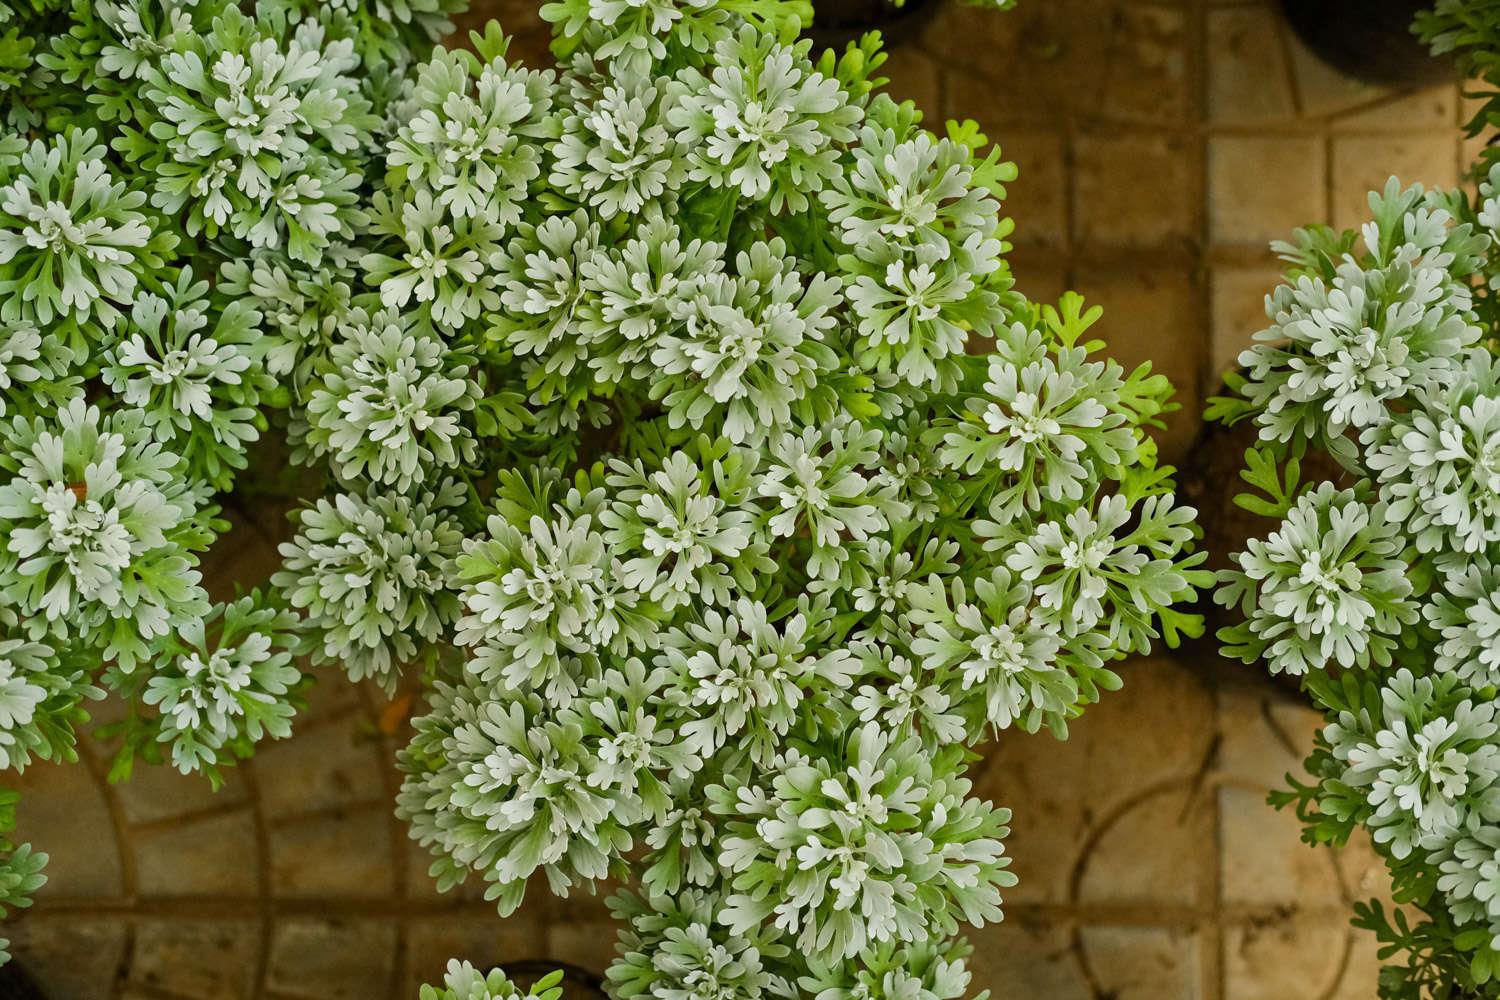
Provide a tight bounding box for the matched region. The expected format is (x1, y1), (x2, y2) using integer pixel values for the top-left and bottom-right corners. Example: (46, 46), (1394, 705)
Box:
(1211, 147), (1500, 994)
(1416, 0), (1500, 181)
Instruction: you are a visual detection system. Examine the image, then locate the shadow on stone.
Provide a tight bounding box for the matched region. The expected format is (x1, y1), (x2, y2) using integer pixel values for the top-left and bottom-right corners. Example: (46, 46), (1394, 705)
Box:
(1175, 375), (1353, 701)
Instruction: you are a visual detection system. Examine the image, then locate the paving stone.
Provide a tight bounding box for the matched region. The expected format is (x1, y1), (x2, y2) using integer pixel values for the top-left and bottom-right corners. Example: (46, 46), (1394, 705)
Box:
(1336, 84), (1461, 130)
(252, 713), (388, 819)
(201, 513), (285, 604)
(1209, 263), (1282, 384)
(404, 838), (449, 902)
(1286, 32), (1387, 117)
(5, 919), (126, 1000)
(134, 808), (260, 897)
(477, 0), (544, 34)
(128, 920), (260, 1000)
(1213, 683), (1311, 789)
(1209, 134), (1327, 246)
(453, 0), (550, 65)
(879, 47), (941, 115)
(977, 730), (1091, 906)
(1097, 4), (1190, 125)
(1207, 7), (1298, 122)
(1218, 783), (1343, 908)
(113, 761), (248, 826)
(953, 125), (1068, 250)
(403, 839), (525, 905)
(75, 690), (131, 736)
(980, 659), (1215, 905)
(1073, 132), (1197, 248)
(8, 760), (122, 898)
(543, 919), (617, 978)
(1007, 257), (1069, 313)
(1265, 698), (1325, 755)
(925, 0), (1112, 123)
(269, 808), (396, 898)
(919, 1), (1038, 84)
(1328, 930), (1386, 1000)
(1222, 916), (1349, 1000)
(1087, 659), (1218, 800)
(291, 669), (369, 727)
(1077, 782), (1214, 907)
(1078, 925), (1203, 1000)
(1332, 827), (1395, 905)
(965, 916), (1090, 996)
(528, 874), (619, 925)
(1331, 132), (1462, 230)
(266, 919), (397, 999)
(1072, 267), (1203, 460)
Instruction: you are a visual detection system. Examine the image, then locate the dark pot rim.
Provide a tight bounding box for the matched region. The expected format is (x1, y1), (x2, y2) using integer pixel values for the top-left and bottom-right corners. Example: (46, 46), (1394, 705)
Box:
(0, 960), (49, 1000)
(497, 959), (606, 992)
(805, 0), (940, 51)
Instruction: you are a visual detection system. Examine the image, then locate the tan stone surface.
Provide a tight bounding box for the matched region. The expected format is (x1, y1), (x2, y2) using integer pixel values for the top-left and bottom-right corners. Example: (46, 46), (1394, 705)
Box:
(128, 921), (260, 998)
(1332, 132), (1462, 229)
(1, 661), (1398, 999)
(994, 130), (1069, 249)
(1074, 266), (1203, 458)
(1073, 132), (1198, 248)
(267, 919), (398, 998)
(1209, 134), (1328, 247)
(1079, 926), (1204, 1000)
(1209, 264), (1280, 384)
(133, 810), (260, 896)
(1207, 8), (1298, 123)
(0, 0), (1467, 996)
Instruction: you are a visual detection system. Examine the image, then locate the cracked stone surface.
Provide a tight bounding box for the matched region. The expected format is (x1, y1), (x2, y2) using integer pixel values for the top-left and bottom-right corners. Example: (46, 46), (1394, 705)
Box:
(3, 0), (1476, 996)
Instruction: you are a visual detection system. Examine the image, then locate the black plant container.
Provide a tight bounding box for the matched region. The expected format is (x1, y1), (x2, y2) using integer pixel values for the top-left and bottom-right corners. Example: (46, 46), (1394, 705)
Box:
(806, 0), (938, 50)
(1278, 0), (1453, 88)
(0, 961), (47, 1000)
(499, 960), (607, 998)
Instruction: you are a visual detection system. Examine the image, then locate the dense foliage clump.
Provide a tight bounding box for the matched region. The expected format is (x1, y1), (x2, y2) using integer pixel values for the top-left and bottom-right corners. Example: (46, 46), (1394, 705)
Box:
(0, 0), (1206, 989)
(380, 0), (1206, 991)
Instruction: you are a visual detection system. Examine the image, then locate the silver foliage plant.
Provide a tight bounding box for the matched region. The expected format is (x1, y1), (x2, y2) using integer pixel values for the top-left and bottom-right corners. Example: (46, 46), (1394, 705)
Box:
(1212, 161), (1500, 997)
(382, 2), (1206, 994)
(0, 0), (1208, 990)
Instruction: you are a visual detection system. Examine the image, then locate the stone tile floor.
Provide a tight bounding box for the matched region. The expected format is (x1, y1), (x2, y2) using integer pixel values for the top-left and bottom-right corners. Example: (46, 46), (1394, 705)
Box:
(5, 661), (1391, 1000)
(4, 0), (1482, 996)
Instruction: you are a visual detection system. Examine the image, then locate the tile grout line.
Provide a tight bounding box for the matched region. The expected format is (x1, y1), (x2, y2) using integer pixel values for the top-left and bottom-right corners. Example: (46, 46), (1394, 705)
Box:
(356, 682), (411, 1000)
(73, 736), (137, 1000)
(123, 798), (257, 837)
(242, 758), (274, 1000)
(19, 888), (1367, 925)
(1192, 3), (1227, 999)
